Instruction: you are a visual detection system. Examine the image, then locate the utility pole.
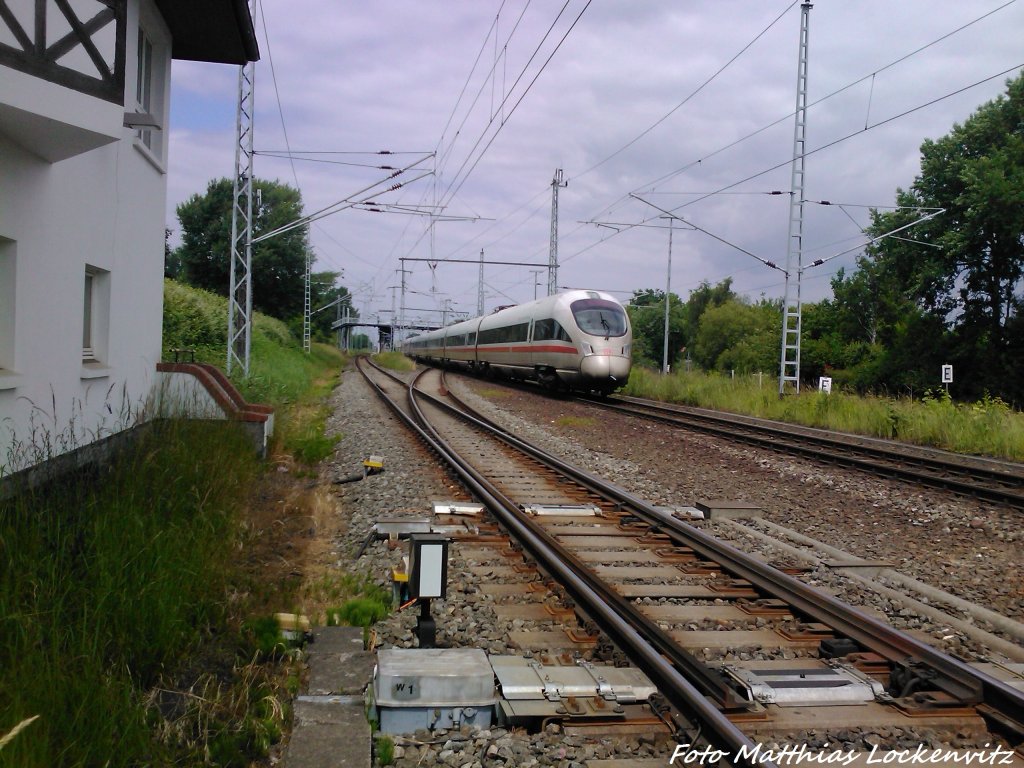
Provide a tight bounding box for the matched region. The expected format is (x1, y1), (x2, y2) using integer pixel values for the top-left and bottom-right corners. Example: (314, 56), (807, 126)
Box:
(303, 248), (311, 353)
(778, 1), (812, 395)
(661, 216), (674, 375)
(477, 249), (485, 315)
(398, 266), (410, 346)
(548, 169), (567, 296)
(530, 269), (543, 301)
(227, 40), (255, 375)
(336, 296), (342, 349)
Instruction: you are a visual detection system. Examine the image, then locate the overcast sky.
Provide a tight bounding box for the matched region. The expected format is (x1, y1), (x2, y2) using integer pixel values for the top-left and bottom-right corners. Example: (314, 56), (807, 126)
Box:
(167, 1), (1024, 329)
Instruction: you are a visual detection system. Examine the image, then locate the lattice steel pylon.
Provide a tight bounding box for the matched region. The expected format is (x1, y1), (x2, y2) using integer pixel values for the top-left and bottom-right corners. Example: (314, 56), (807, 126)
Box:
(227, 57), (255, 375)
(302, 248), (311, 353)
(778, 2), (812, 395)
(548, 169), (567, 296)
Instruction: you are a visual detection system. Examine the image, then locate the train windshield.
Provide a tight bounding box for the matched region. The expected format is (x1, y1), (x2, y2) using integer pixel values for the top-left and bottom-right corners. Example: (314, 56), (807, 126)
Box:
(570, 299), (628, 338)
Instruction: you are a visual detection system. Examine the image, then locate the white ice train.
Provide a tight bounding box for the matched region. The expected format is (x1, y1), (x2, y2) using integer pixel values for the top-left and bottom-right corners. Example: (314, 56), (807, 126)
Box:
(402, 290), (632, 395)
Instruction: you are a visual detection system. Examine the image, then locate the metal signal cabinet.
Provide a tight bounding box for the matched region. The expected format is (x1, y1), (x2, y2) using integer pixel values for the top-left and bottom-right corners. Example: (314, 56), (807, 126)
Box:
(373, 648), (495, 733)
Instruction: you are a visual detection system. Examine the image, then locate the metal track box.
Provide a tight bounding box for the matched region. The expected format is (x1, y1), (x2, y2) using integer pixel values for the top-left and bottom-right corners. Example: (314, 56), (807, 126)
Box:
(374, 648), (496, 733)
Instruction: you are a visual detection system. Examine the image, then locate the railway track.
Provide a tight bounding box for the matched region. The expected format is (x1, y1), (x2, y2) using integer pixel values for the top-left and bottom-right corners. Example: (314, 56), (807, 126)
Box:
(356, 357), (1024, 761)
(569, 393), (1024, 511)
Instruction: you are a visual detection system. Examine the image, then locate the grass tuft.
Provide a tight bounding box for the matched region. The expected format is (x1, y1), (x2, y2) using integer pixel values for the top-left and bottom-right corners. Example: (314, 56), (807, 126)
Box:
(623, 366), (1024, 460)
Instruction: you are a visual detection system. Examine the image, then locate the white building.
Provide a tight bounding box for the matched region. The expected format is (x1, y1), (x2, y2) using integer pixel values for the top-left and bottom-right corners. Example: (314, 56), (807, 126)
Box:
(0, 1), (259, 477)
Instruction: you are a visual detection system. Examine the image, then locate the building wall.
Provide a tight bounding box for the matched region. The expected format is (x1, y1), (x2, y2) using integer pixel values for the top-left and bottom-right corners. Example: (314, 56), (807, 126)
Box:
(0, 0), (173, 474)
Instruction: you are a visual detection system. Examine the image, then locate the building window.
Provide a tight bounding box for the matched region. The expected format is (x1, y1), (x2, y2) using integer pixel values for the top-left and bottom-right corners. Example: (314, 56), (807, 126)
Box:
(82, 266), (110, 366)
(131, 9), (169, 167)
(0, 239), (15, 376)
(135, 28), (154, 150)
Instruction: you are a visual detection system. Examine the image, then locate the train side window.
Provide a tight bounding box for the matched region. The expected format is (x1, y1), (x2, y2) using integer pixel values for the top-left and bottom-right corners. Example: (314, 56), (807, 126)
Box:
(534, 318), (553, 340)
(554, 322), (573, 342)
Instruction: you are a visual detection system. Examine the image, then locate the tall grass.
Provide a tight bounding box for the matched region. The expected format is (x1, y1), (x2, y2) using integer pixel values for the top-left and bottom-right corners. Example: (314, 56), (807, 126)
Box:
(0, 281), (348, 765)
(623, 367), (1024, 460)
(373, 350), (415, 372)
(0, 420), (259, 767)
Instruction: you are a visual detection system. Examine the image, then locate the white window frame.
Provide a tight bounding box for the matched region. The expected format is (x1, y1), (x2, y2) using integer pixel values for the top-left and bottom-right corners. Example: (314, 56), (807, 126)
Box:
(0, 238), (18, 388)
(135, 27), (155, 151)
(131, 5), (170, 169)
(82, 265), (111, 375)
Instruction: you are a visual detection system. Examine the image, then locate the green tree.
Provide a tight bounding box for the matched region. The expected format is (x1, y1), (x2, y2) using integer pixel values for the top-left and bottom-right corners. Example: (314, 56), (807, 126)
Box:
(692, 298), (777, 373)
(163, 227), (183, 279)
(682, 278), (736, 344)
(175, 178), (312, 321)
(626, 289), (686, 368)
(861, 72), (1024, 400)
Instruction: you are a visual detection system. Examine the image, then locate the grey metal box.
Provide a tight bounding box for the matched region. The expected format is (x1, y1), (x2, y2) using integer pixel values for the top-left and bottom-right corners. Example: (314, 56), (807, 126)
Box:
(373, 648), (495, 734)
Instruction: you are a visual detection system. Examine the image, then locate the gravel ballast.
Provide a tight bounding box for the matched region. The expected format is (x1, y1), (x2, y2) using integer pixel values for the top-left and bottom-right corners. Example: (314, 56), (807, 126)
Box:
(316, 365), (1023, 764)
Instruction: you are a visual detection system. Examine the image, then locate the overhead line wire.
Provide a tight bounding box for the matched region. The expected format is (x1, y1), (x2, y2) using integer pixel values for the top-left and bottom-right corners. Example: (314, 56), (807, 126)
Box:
(554, 0), (1021, 274)
(392, 1), (585, 299)
(576, 0), (798, 182)
(634, 0), (1019, 197)
(437, 0), (586, 208)
(564, 63), (1023, 267)
(256, 0), (299, 191)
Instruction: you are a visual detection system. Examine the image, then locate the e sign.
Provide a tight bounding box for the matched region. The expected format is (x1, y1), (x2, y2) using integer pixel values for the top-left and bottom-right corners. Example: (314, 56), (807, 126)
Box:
(941, 364), (953, 384)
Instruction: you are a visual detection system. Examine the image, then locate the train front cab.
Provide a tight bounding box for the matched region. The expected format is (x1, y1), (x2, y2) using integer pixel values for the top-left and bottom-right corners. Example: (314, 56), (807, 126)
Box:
(567, 295), (631, 392)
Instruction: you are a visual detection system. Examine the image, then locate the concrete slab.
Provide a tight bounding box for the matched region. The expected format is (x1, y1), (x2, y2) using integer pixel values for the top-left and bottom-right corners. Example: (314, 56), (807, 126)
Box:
(573, 550), (666, 564)
(556, 535), (647, 548)
(594, 564), (684, 581)
(281, 626), (374, 768)
(283, 699), (371, 768)
(480, 583), (545, 598)
(614, 584), (758, 599)
(493, 604), (575, 623)
(508, 629), (597, 651)
(305, 627), (375, 696)
(695, 499), (763, 519)
(541, 522), (628, 535)
(738, 701), (990, 742)
(669, 629), (821, 650)
(468, 565), (534, 579)
(640, 605), (776, 623)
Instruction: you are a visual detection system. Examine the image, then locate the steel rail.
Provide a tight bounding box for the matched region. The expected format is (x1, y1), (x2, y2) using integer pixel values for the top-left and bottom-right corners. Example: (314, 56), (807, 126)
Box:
(583, 395), (1024, 510)
(355, 358), (773, 767)
(412, 382), (750, 710)
(441, 378), (1024, 743)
